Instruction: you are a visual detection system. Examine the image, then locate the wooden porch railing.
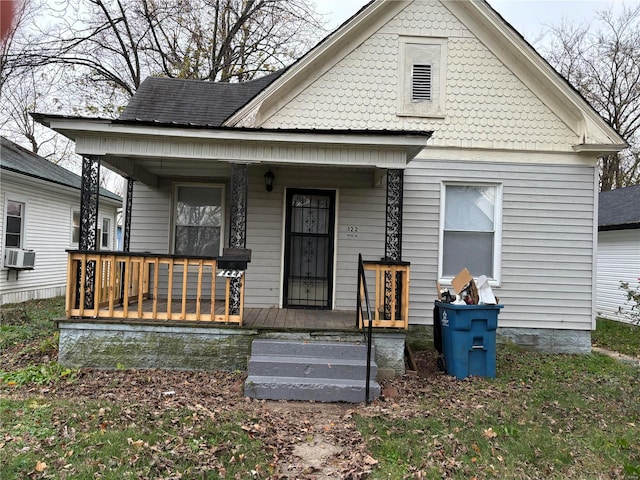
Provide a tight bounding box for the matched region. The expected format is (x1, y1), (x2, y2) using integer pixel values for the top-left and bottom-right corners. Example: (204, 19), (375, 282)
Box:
(357, 259), (410, 329)
(66, 251), (245, 324)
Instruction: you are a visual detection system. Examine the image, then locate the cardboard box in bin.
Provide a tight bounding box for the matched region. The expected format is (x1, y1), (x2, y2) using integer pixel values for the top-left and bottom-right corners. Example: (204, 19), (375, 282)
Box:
(451, 268), (479, 305)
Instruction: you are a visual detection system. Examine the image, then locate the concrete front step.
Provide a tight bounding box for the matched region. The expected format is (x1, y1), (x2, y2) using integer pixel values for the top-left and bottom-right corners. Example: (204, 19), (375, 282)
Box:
(249, 339), (368, 359)
(244, 375), (380, 403)
(244, 339), (380, 403)
(248, 354), (377, 380)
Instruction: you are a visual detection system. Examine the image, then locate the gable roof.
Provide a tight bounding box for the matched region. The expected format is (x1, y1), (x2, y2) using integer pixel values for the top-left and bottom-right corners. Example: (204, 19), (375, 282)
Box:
(599, 184), (640, 230)
(119, 71), (285, 127)
(0, 137), (122, 203)
(224, 0), (625, 152)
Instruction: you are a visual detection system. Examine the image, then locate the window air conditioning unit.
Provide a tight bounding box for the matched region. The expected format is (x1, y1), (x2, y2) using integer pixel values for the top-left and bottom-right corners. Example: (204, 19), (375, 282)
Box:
(4, 248), (36, 269)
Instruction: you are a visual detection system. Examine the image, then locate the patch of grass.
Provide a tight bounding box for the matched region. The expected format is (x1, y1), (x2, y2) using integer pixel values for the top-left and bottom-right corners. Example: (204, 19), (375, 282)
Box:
(0, 362), (77, 386)
(358, 344), (640, 479)
(0, 398), (272, 480)
(0, 297), (63, 351)
(593, 317), (640, 357)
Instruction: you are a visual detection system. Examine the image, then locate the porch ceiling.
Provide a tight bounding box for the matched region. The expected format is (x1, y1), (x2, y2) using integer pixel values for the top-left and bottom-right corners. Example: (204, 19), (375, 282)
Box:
(33, 114), (432, 187)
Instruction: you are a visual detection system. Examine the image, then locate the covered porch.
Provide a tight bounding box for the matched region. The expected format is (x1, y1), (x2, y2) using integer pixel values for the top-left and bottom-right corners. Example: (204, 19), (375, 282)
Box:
(38, 115), (430, 384)
(41, 116), (429, 328)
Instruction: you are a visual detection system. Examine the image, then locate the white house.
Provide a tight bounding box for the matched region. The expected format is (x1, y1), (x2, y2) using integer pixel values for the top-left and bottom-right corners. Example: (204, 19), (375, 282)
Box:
(0, 137), (121, 305)
(34, 0), (625, 371)
(596, 184), (640, 323)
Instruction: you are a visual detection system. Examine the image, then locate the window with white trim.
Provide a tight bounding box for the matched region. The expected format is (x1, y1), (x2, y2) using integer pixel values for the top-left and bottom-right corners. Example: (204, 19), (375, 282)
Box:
(71, 210), (80, 244)
(440, 184), (502, 280)
(173, 185), (224, 256)
(101, 218), (111, 249)
(5, 200), (25, 247)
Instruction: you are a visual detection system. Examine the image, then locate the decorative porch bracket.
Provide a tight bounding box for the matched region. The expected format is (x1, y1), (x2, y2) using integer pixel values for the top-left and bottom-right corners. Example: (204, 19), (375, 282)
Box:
(384, 169), (404, 319)
(229, 164), (248, 314)
(78, 155), (101, 308)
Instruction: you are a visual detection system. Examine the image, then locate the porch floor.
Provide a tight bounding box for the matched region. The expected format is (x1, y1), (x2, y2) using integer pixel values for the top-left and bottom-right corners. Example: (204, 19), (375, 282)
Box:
(91, 298), (357, 331)
(243, 307), (356, 330)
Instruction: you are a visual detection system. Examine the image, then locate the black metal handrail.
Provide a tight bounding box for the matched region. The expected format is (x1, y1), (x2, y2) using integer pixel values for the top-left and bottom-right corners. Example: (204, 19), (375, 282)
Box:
(356, 253), (374, 404)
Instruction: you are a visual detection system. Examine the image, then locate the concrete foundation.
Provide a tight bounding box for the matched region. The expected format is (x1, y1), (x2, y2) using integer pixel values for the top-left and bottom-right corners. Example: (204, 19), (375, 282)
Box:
(57, 321), (407, 374)
(57, 322), (258, 371)
(497, 327), (591, 354)
(409, 324), (592, 355)
(372, 332), (406, 375)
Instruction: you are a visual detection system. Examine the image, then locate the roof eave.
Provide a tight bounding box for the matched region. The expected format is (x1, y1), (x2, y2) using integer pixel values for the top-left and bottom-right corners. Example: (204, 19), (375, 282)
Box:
(572, 143), (628, 155)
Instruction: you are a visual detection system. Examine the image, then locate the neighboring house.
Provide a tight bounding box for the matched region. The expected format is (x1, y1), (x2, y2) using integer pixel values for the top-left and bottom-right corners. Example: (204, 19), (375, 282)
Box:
(596, 184), (640, 323)
(0, 137), (121, 305)
(34, 0), (625, 358)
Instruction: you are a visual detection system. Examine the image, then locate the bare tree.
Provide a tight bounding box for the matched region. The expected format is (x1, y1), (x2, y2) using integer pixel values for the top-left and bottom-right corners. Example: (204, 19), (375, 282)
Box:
(1, 0), (326, 195)
(543, 5), (640, 190)
(30, 0), (325, 109)
(0, 0), (77, 161)
(0, 0), (46, 93)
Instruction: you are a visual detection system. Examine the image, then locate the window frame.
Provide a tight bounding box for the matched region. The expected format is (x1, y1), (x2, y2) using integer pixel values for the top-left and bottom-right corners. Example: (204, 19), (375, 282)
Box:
(171, 183), (226, 257)
(71, 209), (80, 246)
(438, 182), (503, 286)
(5, 198), (26, 249)
(101, 217), (111, 250)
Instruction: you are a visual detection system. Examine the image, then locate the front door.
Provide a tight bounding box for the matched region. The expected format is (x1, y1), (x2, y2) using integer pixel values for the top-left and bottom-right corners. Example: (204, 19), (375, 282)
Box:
(283, 189), (336, 309)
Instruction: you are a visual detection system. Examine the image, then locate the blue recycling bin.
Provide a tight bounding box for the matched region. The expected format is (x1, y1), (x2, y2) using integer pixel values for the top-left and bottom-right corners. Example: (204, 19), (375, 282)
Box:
(435, 301), (503, 379)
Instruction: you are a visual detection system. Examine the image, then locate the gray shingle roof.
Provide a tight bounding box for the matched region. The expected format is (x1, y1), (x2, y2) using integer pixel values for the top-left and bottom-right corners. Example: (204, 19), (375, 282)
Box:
(119, 71), (285, 126)
(599, 184), (640, 230)
(0, 137), (122, 202)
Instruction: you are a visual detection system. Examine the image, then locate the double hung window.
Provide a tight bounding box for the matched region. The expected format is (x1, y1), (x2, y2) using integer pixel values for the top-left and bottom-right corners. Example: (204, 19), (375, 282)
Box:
(5, 200), (24, 247)
(174, 185), (224, 257)
(71, 210), (80, 244)
(441, 184), (502, 281)
(101, 218), (111, 249)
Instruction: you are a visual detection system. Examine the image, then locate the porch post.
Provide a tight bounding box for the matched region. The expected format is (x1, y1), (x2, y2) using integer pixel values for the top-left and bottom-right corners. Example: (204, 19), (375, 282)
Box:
(79, 155), (101, 308)
(122, 177), (134, 252)
(229, 164), (248, 248)
(229, 163), (248, 314)
(385, 169), (403, 261)
(384, 169), (404, 319)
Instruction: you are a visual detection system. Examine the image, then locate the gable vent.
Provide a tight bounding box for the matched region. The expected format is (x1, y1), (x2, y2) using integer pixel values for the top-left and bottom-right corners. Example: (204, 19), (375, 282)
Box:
(412, 64), (432, 102)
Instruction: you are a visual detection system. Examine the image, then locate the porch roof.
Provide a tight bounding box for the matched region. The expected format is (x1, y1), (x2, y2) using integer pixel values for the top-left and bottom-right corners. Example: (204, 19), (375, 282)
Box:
(32, 114), (432, 187)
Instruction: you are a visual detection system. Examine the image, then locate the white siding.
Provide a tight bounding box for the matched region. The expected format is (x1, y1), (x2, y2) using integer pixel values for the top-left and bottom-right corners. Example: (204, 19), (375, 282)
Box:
(403, 159), (597, 331)
(0, 173), (120, 305)
(245, 166), (384, 309)
(596, 229), (640, 322)
(129, 168), (384, 308)
(128, 159), (598, 334)
(129, 181), (171, 253)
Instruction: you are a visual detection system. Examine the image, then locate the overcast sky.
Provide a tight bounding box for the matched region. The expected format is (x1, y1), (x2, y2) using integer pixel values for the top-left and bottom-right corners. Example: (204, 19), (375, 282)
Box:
(319, 0), (640, 44)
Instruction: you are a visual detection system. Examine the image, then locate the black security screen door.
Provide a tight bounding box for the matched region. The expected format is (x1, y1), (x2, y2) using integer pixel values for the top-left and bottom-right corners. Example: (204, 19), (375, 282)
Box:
(284, 189), (336, 309)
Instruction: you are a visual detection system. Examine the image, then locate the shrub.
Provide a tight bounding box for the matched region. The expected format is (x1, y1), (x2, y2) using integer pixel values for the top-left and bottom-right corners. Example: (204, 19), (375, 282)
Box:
(619, 278), (640, 324)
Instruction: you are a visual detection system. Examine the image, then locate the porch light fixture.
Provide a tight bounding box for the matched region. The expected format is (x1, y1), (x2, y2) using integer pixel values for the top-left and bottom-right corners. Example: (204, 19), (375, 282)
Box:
(264, 169), (275, 192)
